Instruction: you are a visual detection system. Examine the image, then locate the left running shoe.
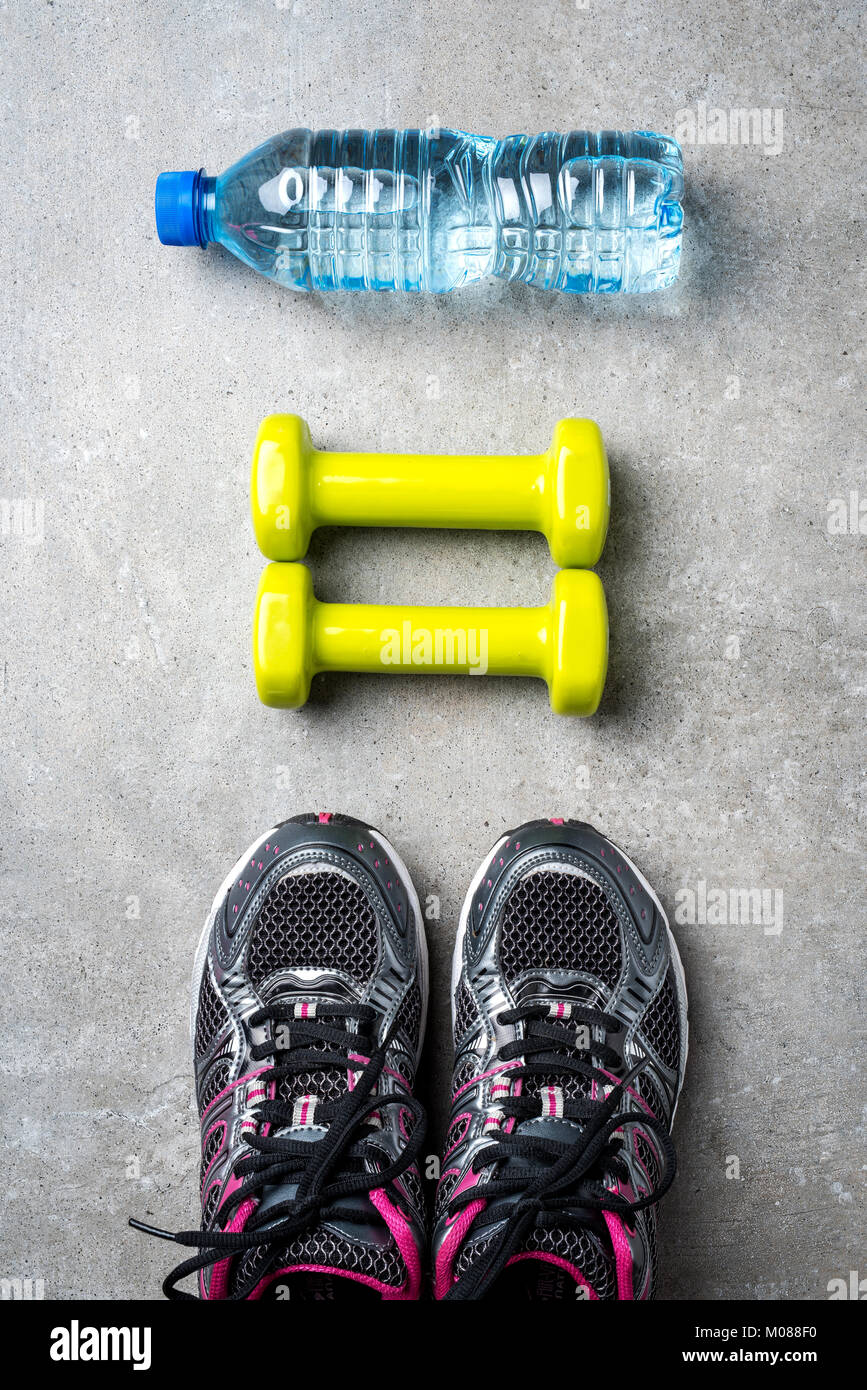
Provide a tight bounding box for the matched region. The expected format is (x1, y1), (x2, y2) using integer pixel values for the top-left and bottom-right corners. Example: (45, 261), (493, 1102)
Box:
(132, 813), (428, 1299)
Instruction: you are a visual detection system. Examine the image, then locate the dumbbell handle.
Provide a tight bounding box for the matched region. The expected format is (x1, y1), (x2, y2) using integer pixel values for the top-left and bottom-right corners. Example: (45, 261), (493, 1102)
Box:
(254, 564), (608, 715)
(252, 415), (609, 567)
(311, 450), (554, 531)
(313, 600), (546, 677)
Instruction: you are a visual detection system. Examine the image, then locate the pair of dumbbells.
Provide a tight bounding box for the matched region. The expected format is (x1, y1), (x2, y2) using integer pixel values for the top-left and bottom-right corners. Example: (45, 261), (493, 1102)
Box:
(251, 415), (610, 714)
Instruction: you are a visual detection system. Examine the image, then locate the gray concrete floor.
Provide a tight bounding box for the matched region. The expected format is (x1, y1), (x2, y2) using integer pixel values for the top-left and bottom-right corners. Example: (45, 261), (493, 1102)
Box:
(1, 0), (863, 1300)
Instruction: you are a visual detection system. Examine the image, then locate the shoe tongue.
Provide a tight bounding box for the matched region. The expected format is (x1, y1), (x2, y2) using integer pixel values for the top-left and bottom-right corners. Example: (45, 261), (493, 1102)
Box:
(514, 992), (599, 1109)
(513, 977), (603, 1008)
(226, 1134), (404, 1298)
(254, 986), (374, 1221)
(263, 978), (363, 1141)
(469, 990), (617, 1298)
(228, 987), (405, 1298)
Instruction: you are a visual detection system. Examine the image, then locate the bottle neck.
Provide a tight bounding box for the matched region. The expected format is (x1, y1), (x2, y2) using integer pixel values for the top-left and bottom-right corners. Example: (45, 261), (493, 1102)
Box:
(193, 173), (217, 246)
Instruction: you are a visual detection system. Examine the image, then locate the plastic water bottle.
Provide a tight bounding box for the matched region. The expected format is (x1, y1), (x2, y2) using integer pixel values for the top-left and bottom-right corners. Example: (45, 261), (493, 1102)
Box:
(155, 128), (683, 294)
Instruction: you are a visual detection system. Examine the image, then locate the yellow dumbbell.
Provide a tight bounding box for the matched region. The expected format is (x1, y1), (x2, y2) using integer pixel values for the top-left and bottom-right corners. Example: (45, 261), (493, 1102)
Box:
(253, 564), (608, 716)
(251, 415), (609, 567)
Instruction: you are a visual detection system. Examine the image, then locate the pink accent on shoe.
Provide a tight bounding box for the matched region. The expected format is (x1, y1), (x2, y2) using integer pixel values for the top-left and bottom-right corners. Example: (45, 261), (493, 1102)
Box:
(434, 1197), (486, 1298)
(436, 1165), (460, 1202)
(545, 1085), (564, 1118)
(631, 1129), (654, 1194)
(318, 812), (332, 823)
(206, 1197), (257, 1300)
(201, 1067), (271, 1122)
(550, 817), (564, 824)
(504, 1074), (523, 1133)
(453, 1059), (520, 1102)
(603, 1211), (634, 1300)
(346, 1050), (372, 1095)
(506, 1250), (599, 1298)
(346, 1054), (412, 1094)
(369, 1186), (422, 1299)
(383, 1066), (411, 1091)
(445, 1162), (485, 1216)
(597, 1066), (656, 1117)
(443, 1114), (473, 1159)
(259, 1079), (276, 1139)
(217, 1171), (247, 1209)
(200, 1121), (227, 1193)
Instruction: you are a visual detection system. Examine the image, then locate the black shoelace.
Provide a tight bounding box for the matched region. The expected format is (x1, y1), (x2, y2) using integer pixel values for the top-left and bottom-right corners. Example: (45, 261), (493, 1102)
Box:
(130, 1001), (426, 1300)
(443, 1002), (676, 1301)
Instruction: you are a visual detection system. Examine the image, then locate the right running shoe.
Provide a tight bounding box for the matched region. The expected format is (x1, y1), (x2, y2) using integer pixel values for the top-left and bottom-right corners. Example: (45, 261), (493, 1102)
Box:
(133, 812), (428, 1300)
(434, 817), (688, 1300)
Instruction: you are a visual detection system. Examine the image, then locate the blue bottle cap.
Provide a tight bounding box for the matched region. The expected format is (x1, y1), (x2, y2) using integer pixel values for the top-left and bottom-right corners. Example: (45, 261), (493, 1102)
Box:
(155, 170), (206, 247)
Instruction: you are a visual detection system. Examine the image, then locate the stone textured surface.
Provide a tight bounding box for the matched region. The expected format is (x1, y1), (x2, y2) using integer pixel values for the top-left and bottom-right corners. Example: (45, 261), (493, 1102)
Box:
(0, 0), (863, 1300)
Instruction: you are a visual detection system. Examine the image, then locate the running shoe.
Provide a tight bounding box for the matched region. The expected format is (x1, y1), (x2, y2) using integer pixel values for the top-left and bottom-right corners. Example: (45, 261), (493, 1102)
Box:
(434, 818), (687, 1300)
(132, 813), (428, 1300)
